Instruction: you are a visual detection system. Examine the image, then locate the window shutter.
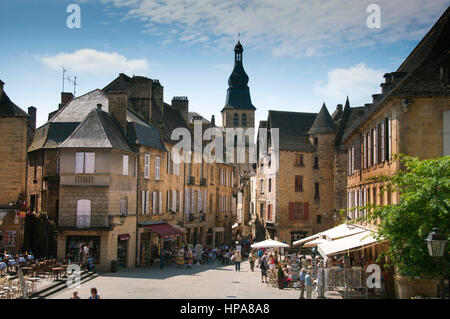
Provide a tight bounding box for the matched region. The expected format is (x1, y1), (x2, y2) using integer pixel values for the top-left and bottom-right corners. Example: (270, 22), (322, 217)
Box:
(304, 202), (309, 220)
(198, 190), (202, 213)
(152, 192), (157, 214)
(155, 156), (160, 180)
(145, 191), (149, 214)
(204, 190), (207, 213)
(185, 189), (190, 214)
(373, 128), (378, 164)
(387, 116), (391, 160)
(289, 202), (294, 220)
(84, 152), (95, 174)
(123, 155), (129, 176)
(167, 190), (170, 212)
(75, 152), (85, 173)
(159, 192), (162, 214)
(191, 189), (195, 214)
(171, 190), (176, 211)
(368, 131), (372, 166)
(141, 190), (145, 214)
(144, 154), (150, 179)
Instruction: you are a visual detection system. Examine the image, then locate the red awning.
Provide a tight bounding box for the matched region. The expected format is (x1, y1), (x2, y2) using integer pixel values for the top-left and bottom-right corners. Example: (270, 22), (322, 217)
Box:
(118, 234), (131, 241)
(145, 223), (184, 238)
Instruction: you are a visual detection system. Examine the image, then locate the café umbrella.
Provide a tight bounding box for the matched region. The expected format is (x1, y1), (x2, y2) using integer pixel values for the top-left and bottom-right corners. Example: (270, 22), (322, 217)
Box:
(251, 239), (289, 249)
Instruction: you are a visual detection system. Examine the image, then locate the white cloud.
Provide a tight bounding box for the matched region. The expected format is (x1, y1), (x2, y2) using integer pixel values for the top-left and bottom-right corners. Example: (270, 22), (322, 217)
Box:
(212, 64), (231, 71)
(314, 63), (386, 104)
(99, 0), (448, 57)
(37, 49), (148, 75)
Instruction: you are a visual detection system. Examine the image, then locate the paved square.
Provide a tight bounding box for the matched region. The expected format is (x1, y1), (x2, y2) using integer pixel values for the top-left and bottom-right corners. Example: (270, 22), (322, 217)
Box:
(49, 260), (311, 299)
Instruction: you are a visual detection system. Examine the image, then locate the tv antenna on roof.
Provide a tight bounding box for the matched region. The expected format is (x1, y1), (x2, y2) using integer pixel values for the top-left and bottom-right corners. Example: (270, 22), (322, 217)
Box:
(61, 66), (68, 92)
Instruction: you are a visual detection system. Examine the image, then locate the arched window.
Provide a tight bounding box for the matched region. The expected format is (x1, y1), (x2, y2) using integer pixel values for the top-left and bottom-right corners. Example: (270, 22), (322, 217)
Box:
(76, 199), (91, 228)
(242, 114), (247, 127)
(233, 113), (239, 126)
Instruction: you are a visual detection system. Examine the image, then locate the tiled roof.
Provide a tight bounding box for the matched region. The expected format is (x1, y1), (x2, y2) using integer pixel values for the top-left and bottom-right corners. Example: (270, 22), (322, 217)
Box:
(307, 103), (336, 135)
(268, 110), (317, 152)
(59, 108), (133, 152)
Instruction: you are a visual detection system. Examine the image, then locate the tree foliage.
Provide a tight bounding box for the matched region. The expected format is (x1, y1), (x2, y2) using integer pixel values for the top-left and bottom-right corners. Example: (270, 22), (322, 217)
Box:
(369, 155), (450, 277)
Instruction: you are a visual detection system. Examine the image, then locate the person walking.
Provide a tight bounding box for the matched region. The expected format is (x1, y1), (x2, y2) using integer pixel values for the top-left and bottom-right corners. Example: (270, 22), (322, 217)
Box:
(256, 249), (263, 267)
(248, 250), (256, 272)
(305, 271), (313, 299)
(299, 268), (306, 299)
(232, 251), (241, 271)
(260, 255), (268, 283)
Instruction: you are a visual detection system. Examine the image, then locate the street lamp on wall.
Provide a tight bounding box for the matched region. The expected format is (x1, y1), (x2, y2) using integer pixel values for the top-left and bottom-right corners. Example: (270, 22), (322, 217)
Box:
(425, 227), (448, 299)
(425, 228), (447, 258)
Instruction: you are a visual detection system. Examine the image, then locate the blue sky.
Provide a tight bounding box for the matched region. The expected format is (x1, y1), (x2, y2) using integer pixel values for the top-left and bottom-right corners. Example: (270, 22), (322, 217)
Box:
(0, 0), (449, 127)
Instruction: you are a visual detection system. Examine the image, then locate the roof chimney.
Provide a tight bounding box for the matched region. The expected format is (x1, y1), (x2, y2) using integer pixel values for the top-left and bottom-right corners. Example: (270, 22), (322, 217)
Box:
(0, 79), (4, 98)
(171, 96), (189, 123)
(59, 92), (74, 109)
(211, 115), (215, 127)
(107, 92), (128, 134)
(28, 106), (36, 130)
(97, 103), (102, 110)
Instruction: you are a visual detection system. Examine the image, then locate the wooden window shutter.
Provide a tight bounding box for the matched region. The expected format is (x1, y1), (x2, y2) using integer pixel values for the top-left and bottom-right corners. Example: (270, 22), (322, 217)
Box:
(141, 190), (145, 214)
(289, 202), (294, 220)
(145, 191), (149, 214)
(304, 202), (309, 220)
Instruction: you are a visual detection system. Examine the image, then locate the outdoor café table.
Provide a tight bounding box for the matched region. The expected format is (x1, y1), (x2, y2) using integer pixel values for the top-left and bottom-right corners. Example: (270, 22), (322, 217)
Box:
(27, 277), (40, 294)
(51, 267), (63, 280)
(60, 265), (69, 278)
(20, 267), (34, 275)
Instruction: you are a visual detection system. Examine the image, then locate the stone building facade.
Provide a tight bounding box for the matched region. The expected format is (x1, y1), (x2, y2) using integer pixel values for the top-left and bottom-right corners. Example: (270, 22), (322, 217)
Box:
(0, 80), (35, 254)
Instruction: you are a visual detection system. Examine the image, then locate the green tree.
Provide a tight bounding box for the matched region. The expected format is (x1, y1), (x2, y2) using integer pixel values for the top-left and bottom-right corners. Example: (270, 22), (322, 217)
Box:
(368, 155), (450, 278)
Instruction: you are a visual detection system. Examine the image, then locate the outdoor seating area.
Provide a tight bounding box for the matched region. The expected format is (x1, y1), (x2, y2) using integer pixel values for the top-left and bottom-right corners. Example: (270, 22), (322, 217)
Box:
(0, 252), (81, 299)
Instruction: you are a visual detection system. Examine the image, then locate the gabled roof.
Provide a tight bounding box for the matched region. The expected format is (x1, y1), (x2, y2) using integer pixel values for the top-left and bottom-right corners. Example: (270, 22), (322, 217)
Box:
(307, 103), (336, 135)
(50, 89), (108, 123)
(0, 91), (28, 118)
(127, 121), (166, 152)
(268, 110), (317, 152)
(342, 6), (450, 143)
(59, 108), (132, 152)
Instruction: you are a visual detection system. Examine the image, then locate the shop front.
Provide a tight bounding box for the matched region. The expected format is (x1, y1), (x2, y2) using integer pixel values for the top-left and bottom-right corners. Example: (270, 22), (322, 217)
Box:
(117, 234), (130, 268)
(138, 222), (184, 267)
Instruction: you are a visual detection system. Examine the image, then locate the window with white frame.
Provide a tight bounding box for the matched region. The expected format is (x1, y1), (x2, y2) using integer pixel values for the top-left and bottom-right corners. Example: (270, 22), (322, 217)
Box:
(123, 155), (129, 176)
(76, 199), (91, 228)
(75, 152), (95, 174)
(120, 197), (128, 216)
(144, 154), (150, 179)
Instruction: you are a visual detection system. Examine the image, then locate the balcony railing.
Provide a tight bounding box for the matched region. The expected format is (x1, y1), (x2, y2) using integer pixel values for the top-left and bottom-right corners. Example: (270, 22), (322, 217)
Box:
(199, 178), (207, 186)
(58, 214), (111, 229)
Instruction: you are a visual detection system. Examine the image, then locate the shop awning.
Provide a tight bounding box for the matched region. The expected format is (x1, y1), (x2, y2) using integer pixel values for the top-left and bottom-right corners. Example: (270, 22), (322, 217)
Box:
(232, 223), (239, 229)
(251, 239), (289, 248)
(293, 223), (367, 246)
(144, 223), (184, 238)
(317, 231), (384, 257)
(302, 238), (324, 248)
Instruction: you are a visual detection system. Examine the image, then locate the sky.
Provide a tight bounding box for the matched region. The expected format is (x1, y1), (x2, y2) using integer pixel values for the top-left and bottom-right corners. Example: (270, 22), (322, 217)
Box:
(0, 0), (449, 128)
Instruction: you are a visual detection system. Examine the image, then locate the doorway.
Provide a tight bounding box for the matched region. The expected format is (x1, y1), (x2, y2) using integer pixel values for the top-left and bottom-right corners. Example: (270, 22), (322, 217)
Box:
(117, 239), (128, 268)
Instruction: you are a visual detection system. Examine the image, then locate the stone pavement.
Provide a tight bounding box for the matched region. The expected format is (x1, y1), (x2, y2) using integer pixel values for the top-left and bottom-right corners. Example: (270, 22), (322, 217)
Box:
(48, 259), (342, 299)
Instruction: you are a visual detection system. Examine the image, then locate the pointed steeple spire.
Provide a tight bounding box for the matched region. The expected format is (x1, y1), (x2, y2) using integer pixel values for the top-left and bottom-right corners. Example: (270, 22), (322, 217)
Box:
(344, 96), (350, 110)
(222, 41), (256, 111)
(308, 103), (336, 135)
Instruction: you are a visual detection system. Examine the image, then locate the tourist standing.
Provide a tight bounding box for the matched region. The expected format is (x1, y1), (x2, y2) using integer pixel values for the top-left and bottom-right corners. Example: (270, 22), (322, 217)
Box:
(248, 250), (256, 272)
(299, 268), (306, 299)
(260, 255), (268, 283)
(232, 251), (241, 271)
(305, 271), (313, 299)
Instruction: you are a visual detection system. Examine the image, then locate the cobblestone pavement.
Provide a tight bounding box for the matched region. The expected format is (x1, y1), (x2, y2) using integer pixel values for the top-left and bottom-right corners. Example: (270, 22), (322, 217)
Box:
(49, 260), (343, 299)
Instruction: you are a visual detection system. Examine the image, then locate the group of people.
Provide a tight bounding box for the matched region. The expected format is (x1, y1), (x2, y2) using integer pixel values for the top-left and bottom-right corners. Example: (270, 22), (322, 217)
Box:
(71, 287), (100, 299)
